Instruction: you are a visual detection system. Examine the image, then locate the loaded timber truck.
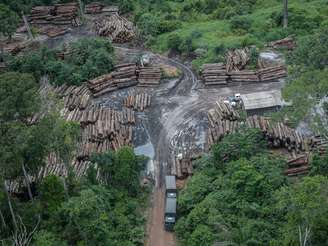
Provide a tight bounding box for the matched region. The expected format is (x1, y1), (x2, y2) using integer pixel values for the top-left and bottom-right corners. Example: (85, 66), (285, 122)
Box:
(164, 176), (177, 231)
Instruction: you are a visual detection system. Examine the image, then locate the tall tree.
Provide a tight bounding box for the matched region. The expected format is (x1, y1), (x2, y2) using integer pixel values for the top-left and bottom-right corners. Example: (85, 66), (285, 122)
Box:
(283, 0), (288, 28)
(0, 4), (19, 40)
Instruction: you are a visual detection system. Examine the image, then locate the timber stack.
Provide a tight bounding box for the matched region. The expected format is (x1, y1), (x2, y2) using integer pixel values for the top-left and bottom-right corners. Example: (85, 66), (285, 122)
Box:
(246, 115), (305, 152)
(201, 64), (287, 85)
(268, 37), (296, 50)
(284, 155), (309, 177)
(94, 13), (135, 43)
(200, 63), (228, 85)
(171, 156), (193, 179)
(137, 66), (162, 86)
(88, 63), (138, 97)
(123, 93), (152, 111)
(206, 111), (307, 153)
(258, 65), (287, 82)
(229, 70), (259, 83)
(208, 100), (240, 125)
(207, 119), (241, 147)
(55, 84), (92, 112)
(226, 48), (250, 72)
(27, 2), (79, 37)
(28, 3), (79, 26)
(85, 2), (104, 14)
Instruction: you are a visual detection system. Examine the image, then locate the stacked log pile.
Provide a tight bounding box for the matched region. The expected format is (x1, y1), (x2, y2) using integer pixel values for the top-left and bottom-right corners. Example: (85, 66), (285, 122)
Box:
(88, 63), (138, 97)
(207, 119), (242, 147)
(284, 155), (309, 177)
(229, 70), (259, 83)
(137, 66), (162, 86)
(268, 37), (296, 50)
(94, 14), (135, 43)
(200, 63), (228, 85)
(171, 156), (193, 179)
(201, 64), (287, 85)
(123, 93), (152, 111)
(27, 3), (79, 37)
(206, 100), (306, 153)
(308, 136), (328, 153)
(28, 3), (79, 26)
(85, 2), (104, 14)
(76, 106), (134, 160)
(55, 84), (92, 112)
(258, 65), (287, 82)
(226, 48), (250, 72)
(245, 115), (305, 152)
(208, 100), (240, 124)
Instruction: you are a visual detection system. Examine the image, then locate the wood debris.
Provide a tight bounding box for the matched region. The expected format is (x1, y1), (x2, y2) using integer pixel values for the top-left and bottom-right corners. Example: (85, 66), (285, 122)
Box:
(171, 156), (193, 179)
(137, 66), (162, 86)
(88, 63), (138, 97)
(85, 2), (104, 14)
(123, 93), (152, 111)
(268, 37), (296, 50)
(284, 155), (309, 176)
(94, 13), (135, 43)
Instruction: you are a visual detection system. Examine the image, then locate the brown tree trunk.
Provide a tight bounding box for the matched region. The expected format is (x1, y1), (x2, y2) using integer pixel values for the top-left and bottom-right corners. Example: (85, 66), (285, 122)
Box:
(0, 209), (7, 229)
(21, 12), (33, 40)
(283, 0), (288, 28)
(3, 181), (17, 231)
(22, 163), (33, 201)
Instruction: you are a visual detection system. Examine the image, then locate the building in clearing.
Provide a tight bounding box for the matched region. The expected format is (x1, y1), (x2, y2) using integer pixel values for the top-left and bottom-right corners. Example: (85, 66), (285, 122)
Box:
(241, 90), (283, 115)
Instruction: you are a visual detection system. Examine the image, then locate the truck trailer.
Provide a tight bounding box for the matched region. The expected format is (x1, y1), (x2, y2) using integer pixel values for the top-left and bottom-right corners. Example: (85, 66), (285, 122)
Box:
(165, 175), (177, 198)
(164, 197), (177, 231)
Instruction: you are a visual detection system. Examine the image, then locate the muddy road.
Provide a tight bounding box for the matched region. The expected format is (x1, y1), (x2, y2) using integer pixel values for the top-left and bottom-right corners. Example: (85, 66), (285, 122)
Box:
(112, 48), (284, 246)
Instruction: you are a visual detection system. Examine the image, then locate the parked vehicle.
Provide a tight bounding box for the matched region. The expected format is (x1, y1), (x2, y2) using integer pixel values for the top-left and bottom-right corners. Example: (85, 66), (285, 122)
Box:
(164, 197), (177, 231)
(165, 175), (177, 198)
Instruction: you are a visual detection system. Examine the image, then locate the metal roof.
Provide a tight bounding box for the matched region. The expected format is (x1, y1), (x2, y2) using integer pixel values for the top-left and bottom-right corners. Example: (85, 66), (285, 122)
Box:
(165, 176), (176, 191)
(241, 90), (282, 110)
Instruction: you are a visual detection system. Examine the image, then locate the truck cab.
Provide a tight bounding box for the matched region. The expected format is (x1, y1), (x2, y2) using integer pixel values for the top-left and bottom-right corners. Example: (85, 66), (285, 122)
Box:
(164, 197), (177, 231)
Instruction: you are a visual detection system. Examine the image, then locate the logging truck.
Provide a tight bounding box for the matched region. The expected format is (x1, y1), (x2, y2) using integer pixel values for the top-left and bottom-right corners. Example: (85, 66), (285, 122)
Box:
(164, 176), (177, 231)
(164, 197), (177, 231)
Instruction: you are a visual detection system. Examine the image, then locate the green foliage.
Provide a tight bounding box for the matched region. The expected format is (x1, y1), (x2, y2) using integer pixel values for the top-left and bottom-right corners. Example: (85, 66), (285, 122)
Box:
(119, 0), (134, 14)
(290, 28), (328, 69)
(90, 147), (146, 196)
(176, 152), (287, 245)
(7, 38), (115, 86)
(33, 230), (67, 246)
(230, 16), (252, 33)
(275, 176), (328, 245)
(309, 150), (328, 176)
(46, 184), (146, 245)
(39, 175), (66, 216)
(280, 28), (328, 128)
(0, 4), (19, 39)
(137, 13), (160, 38)
(0, 72), (39, 122)
(211, 128), (266, 168)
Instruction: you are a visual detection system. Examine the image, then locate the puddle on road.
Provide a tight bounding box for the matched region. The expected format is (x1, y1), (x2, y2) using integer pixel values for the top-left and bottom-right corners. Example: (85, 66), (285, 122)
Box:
(134, 139), (155, 179)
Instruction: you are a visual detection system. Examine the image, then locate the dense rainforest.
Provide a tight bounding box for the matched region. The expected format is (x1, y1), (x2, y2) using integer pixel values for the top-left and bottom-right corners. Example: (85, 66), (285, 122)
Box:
(1, 0), (328, 245)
